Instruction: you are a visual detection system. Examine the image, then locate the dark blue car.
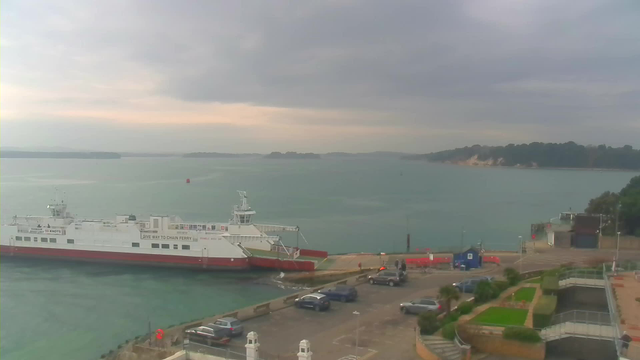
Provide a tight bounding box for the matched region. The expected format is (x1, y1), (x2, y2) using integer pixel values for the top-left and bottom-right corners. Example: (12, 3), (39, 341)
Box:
(452, 276), (494, 293)
(318, 285), (358, 302)
(294, 294), (331, 311)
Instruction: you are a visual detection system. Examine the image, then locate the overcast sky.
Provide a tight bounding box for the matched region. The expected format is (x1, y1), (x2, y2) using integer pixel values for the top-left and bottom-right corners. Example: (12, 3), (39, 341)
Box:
(1, 0), (639, 153)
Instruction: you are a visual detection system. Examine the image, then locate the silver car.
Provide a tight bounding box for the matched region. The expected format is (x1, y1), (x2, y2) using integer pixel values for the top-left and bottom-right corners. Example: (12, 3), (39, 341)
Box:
(208, 317), (244, 337)
(399, 298), (442, 315)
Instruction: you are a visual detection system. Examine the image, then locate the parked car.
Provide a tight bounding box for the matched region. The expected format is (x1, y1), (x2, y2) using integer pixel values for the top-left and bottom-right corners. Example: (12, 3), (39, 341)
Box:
(318, 285), (358, 302)
(207, 317), (244, 337)
(368, 270), (403, 286)
(399, 298), (442, 315)
(185, 326), (229, 345)
(452, 277), (493, 293)
(295, 294), (331, 311)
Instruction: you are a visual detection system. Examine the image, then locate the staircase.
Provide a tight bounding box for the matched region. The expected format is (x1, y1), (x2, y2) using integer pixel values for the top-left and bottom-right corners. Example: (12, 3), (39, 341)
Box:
(421, 336), (463, 360)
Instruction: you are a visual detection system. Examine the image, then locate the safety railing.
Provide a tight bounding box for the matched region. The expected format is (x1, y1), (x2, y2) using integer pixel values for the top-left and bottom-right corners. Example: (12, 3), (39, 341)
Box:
(542, 322), (615, 341)
(558, 268), (604, 281)
(603, 264), (623, 356)
(551, 310), (611, 326)
(454, 325), (471, 353)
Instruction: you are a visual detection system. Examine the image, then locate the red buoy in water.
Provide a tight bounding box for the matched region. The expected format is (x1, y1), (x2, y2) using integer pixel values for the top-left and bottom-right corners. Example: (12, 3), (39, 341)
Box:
(186, 178), (190, 184)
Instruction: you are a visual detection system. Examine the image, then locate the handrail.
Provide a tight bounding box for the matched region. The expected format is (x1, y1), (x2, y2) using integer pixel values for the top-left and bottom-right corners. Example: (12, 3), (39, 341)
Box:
(236, 244), (253, 258)
(551, 310), (611, 326)
(454, 326), (471, 350)
(603, 263), (623, 355)
(558, 268), (604, 281)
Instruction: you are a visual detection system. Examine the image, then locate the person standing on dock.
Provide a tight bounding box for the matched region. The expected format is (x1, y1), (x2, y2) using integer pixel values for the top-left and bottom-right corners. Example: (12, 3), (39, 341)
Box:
(621, 331), (632, 356)
(358, 262), (362, 271)
(394, 259), (399, 269)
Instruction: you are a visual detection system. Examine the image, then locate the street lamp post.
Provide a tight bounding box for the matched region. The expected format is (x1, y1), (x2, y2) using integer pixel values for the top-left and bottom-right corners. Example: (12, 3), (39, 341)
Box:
(353, 311), (361, 359)
(617, 231), (621, 262)
(518, 236), (523, 273)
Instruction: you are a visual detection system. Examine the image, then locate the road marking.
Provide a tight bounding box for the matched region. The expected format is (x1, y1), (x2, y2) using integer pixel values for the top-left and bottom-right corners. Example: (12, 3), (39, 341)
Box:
(337, 349), (378, 360)
(333, 335), (347, 345)
(359, 350), (378, 360)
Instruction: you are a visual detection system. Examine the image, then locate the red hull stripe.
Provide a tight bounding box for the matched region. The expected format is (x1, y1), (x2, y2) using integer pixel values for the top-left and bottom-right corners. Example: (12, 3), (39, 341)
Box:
(0, 245), (249, 269)
(0, 246), (318, 271)
(298, 248), (328, 259)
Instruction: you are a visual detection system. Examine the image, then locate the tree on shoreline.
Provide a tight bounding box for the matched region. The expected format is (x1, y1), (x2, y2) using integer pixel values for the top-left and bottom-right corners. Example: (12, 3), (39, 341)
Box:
(585, 175), (640, 236)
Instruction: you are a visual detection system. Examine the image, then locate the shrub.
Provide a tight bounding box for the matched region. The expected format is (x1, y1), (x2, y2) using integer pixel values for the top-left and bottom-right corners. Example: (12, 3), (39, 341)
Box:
(418, 311), (440, 335)
(541, 275), (559, 295)
(457, 301), (474, 315)
(503, 327), (542, 343)
(474, 280), (494, 303)
(441, 311), (460, 325)
(493, 280), (510, 292)
(532, 295), (557, 328)
(542, 268), (563, 280)
(441, 323), (456, 340)
(503, 267), (521, 286)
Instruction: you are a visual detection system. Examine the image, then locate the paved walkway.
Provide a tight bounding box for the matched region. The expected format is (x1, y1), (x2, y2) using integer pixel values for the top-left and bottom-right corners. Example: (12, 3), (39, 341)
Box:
(524, 284), (542, 328)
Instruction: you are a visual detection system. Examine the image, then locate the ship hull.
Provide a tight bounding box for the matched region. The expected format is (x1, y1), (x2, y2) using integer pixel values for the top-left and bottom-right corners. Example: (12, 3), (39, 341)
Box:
(0, 245), (251, 270)
(0, 245), (321, 271)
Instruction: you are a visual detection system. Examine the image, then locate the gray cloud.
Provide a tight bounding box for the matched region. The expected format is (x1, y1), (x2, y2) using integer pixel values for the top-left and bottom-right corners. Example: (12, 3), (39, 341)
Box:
(2, 0), (640, 152)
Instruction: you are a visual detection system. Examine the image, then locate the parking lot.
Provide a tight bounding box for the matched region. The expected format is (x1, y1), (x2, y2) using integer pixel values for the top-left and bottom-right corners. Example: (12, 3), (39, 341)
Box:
(188, 270), (475, 360)
(183, 248), (640, 360)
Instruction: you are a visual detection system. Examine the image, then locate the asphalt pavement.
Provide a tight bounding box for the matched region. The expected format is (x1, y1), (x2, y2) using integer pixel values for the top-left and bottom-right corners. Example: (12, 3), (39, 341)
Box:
(188, 268), (496, 360)
(185, 249), (640, 360)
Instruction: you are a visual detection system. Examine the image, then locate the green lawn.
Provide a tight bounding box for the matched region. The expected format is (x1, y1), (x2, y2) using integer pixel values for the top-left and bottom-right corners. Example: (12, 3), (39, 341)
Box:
(471, 307), (528, 327)
(513, 287), (537, 302)
(525, 277), (542, 284)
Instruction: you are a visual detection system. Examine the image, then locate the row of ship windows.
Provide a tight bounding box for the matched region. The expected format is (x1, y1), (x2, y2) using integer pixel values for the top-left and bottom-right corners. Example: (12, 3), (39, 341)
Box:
(15, 236), (70, 244)
(132, 242), (191, 250)
(15, 236), (191, 251)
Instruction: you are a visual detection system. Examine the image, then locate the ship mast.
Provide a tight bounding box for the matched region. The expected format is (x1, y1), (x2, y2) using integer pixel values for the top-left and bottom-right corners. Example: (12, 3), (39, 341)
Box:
(231, 191), (256, 225)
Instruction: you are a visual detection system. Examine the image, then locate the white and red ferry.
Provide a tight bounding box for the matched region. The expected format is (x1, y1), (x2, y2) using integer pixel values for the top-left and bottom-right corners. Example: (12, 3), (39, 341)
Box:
(0, 191), (327, 271)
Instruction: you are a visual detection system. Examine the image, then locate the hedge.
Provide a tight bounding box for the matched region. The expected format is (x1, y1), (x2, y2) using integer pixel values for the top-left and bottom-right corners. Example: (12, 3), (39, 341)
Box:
(441, 323), (456, 340)
(441, 311), (461, 326)
(493, 280), (510, 296)
(503, 327), (542, 343)
(457, 301), (474, 315)
(532, 295), (557, 328)
(541, 275), (559, 295)
(418, 311), (440, 335)
(474, 281), (495, 303)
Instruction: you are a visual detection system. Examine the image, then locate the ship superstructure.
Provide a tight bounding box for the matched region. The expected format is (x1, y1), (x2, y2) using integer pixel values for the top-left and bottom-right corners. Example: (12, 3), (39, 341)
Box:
(0, 191), (326, 271)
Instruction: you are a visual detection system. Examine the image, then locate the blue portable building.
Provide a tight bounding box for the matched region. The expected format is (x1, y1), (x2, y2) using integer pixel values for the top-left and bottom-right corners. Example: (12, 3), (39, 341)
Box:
(453, 247), (483, 269)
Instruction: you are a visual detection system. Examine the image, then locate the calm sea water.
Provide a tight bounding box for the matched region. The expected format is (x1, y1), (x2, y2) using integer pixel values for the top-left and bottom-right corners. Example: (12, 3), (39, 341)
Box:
(1, 157), (637, 360)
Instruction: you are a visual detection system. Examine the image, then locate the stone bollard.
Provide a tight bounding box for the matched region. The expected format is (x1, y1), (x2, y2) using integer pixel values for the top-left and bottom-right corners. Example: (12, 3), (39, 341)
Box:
(245, 331), (260, 360)
(298, 339), (312, 360)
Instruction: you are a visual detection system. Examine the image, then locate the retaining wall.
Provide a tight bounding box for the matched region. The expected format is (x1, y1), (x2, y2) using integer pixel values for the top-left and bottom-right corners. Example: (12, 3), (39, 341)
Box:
(466, 333), (545, 360)
(600, 235), (640, 250)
